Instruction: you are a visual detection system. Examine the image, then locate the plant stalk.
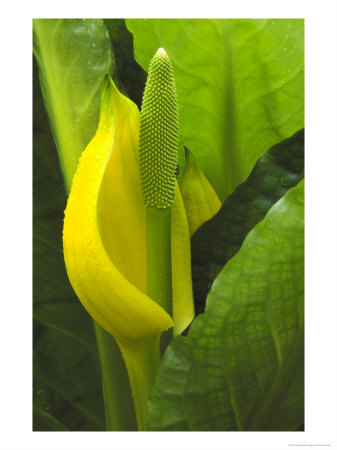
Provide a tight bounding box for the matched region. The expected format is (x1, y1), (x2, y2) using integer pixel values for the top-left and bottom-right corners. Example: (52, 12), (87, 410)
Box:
(94, 322), (137, 430)
(146, 206), (173, 351)
(119, 337), (161, 430)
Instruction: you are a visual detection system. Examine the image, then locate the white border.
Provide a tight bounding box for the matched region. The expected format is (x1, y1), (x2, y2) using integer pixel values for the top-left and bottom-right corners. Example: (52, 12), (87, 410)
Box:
(2, 1), (337, 449)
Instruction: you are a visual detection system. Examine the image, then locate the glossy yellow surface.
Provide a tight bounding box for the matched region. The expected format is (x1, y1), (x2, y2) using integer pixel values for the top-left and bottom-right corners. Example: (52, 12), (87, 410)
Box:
(63, 77), (194, 345)
(180, 148), (222, 236)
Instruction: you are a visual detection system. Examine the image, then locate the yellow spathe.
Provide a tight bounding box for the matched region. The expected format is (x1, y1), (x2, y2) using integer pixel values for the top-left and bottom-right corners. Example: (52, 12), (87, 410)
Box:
(179, 148), (222, 236)
(63, 76), (194, 346)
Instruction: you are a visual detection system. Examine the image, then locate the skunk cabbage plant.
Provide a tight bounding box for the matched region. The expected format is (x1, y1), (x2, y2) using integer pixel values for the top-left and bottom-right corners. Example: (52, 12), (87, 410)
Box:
(33, 18), (304, 431)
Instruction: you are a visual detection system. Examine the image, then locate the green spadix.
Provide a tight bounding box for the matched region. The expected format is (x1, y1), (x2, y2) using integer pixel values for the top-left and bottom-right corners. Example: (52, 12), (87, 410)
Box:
(139, 47), (179, 209)
(138, 47), (179, 343)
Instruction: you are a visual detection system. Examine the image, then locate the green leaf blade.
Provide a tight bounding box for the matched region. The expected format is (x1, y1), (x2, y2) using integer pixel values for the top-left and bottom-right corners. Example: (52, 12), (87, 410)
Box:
(33, 19), (113, 190)
(147, 180), (304, 431)
(126, 19), (304, 201)
(228, 19), (304, 184)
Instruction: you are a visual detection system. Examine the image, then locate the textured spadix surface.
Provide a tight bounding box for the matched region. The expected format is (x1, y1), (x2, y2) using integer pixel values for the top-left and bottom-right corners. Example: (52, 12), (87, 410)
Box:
(63, 77), (194, 344)
(139, 48), (179, 208)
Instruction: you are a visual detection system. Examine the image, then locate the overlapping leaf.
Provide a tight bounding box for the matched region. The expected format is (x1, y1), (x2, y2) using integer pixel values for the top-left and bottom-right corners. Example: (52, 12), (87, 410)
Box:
(147, 180), (304, 431)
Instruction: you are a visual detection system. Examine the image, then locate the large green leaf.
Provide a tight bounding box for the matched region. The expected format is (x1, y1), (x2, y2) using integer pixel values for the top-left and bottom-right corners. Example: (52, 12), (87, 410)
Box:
(147, 180), (304, 431)
(192, 128), (304, 315)
(126, 19), (304, 201)
(33, 60), (105, 431)
(33, 19), (113, 191)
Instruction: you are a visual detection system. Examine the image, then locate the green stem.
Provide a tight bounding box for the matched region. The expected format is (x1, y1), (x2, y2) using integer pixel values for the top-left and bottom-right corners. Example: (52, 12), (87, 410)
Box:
(146, 207), (172, 316)
(119, 337), (161, 431)
(94, 322), (137, 430)
(93, 207), (172, 430)
(106, 206), (173, 431)
(146, 206), (173, 351)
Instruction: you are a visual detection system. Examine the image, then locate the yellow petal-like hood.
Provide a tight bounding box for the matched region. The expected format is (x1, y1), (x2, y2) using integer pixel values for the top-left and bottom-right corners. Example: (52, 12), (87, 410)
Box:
(180, 148), (222, 236)
(63, 77), (173, 345)
(171, 183), (194, 335)
(63, 77), (194, 345)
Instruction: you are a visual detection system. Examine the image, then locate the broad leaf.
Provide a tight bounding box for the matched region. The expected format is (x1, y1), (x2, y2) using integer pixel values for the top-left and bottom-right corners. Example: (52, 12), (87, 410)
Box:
(127, 19), (304, 201)
(33, 19), (113, 191)
(192, 128), (304, 314)
(33, 60), (105, 431)
(147, 180), (304, 431)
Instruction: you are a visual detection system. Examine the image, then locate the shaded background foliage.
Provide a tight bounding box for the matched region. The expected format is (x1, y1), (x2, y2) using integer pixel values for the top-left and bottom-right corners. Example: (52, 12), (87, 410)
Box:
(33, 59), (105, 430)
(104, 19), (146, 109)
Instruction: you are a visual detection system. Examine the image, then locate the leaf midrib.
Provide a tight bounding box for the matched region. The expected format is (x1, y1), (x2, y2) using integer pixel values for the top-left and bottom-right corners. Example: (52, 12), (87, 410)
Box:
(34, 314), (96, 353)
(33, 407), (70, 431)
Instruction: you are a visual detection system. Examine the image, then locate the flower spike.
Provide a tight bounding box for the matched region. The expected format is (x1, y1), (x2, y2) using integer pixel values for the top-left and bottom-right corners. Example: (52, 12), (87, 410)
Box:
(139, 48), (179, 209)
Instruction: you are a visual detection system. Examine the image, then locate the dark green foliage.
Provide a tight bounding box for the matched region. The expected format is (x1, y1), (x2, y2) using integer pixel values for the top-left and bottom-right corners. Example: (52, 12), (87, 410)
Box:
(33, 60), (105, 431)
(104, 19), (146, 109)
